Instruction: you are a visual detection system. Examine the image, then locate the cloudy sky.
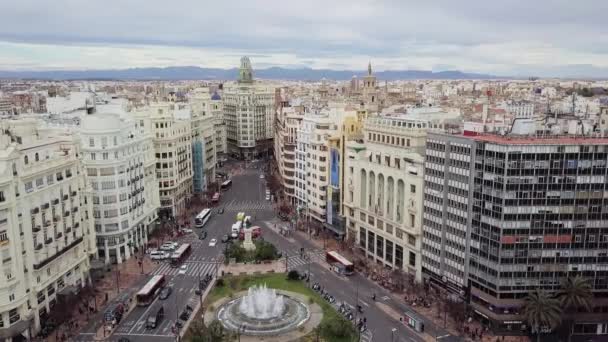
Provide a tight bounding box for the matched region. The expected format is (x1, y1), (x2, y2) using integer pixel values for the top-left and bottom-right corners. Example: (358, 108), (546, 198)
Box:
(1, 0), (607, 77)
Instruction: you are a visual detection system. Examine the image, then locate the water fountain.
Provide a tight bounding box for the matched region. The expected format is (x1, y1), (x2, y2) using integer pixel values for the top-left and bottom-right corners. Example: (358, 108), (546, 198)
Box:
(217, 284), (310, 336)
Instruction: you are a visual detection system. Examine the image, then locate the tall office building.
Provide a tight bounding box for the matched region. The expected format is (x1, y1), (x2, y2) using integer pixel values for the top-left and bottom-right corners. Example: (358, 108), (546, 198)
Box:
(80, 112), (159, 264)
(223, 57), (275, 159)
(422, 132), (608, 334)
(0, 119), (96, 339)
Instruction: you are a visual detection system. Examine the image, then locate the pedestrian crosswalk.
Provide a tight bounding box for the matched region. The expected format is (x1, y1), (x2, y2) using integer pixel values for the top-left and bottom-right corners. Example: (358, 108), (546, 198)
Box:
(222, 199), (273, 212)
(286, 248), (325, 270)
(152, 261), (220, 277)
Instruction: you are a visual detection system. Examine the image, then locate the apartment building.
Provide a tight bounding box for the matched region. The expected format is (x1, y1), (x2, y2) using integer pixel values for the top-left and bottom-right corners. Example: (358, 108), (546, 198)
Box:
(0, 119), (95, 339)
(343, 115), (432, 281)
(189, 88), (217, 193)
(422, 132), (608, 334)
(211, 92), (227, 157)
(275, 104), (304, 205)
(136, 103), (192, 218)
(80, 112), (159, 264)
(223, 57), (275, 159)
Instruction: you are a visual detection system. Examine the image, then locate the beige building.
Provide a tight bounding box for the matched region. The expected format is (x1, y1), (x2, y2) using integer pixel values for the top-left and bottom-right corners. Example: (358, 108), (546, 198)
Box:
(0, 119), (95, 339)
(344, 116), (426, 280)
(274, 103), (305, 205)
(223, 57), (275, 159)
(136, 103), (193, 218)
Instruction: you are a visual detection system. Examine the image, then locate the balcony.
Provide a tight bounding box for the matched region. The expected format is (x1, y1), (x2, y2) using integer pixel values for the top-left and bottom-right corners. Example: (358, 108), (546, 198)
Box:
(44, 238), (53, 244)
(72, 207), (78, 213)
(32, 225), (41, 233)
(35, 244), (43, 250)
(52, 199), (60, 205)
(43, 221), (51, 227)
(71, 191), (77, 196)
(53, 216), (60, 222)
(62, 194), (69, 201)
(55, 232), (62, 239)
(42, 203), (50, 210)
(31, 207), (39, 214)
(64, 211), (70, 217)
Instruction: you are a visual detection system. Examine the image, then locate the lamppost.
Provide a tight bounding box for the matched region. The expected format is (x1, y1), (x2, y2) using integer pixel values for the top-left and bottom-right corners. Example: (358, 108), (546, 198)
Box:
(391, 327), (397, 342)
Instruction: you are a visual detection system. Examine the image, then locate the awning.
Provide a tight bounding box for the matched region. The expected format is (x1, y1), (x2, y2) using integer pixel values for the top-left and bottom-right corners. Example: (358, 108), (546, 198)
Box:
(58, 285), (80, 297)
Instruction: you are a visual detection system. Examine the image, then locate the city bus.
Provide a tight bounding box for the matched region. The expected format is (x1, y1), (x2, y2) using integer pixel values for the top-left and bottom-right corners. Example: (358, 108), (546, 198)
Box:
(326, 251), (355, 275)
(136, 275), (166, 306)
(211, 192), (220, 204)
(170, 243), (192, 267)
(220, 179), (232, 190)
(194, 209), (212, 228)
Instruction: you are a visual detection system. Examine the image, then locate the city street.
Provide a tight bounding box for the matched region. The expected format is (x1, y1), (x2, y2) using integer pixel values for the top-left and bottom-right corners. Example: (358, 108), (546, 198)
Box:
(77, 158), (459, 342)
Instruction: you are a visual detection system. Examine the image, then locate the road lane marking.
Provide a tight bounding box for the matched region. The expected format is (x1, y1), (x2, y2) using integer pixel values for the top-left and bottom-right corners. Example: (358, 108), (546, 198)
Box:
(437, 334), (451, 339)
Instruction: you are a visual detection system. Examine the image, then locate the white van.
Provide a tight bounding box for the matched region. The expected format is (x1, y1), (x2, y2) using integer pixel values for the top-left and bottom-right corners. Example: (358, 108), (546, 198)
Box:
(150, 250), (166, 260)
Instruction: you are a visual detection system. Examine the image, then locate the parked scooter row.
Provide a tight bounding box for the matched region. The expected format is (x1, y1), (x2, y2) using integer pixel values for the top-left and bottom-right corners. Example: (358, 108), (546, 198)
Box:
(314, 282), (367, 332)
(312, 282), (336, 303)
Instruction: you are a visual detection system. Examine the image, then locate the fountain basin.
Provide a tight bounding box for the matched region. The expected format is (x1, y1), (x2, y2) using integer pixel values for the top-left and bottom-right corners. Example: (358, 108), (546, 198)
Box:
(216, 285), (311, 336)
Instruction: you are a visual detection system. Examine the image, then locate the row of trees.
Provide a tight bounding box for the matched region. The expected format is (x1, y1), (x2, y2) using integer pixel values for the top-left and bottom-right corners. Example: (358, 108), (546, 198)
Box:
(523, 276), (592, 342)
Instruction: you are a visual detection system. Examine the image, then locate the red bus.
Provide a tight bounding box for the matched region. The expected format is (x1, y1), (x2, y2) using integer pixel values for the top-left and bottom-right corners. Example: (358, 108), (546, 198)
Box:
(326, 251), (354, 275)
(170, 244), (191, 267)
(211, 192), (220, 204)
(136, 275), (166, 306)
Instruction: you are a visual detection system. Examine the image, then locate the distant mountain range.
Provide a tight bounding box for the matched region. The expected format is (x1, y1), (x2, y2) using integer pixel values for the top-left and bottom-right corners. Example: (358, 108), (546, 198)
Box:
(0, 66), (500, 81)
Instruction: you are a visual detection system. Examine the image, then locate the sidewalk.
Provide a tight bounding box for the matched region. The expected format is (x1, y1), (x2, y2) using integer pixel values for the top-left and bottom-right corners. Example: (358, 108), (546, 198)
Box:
(292, 231), (529, 342)
(46, 255), (155, 342)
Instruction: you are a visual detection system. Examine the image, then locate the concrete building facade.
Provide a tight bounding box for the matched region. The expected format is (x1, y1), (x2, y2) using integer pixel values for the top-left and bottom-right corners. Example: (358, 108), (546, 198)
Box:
(0, 119), (95, 340)
(223, 57), (275, 159)
(80, 112), (159, 264)
(422, 132), (608, 334)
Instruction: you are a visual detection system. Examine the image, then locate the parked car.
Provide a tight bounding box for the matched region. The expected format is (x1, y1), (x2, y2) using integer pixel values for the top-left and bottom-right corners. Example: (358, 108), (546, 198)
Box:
(159, 287), (172, 300)
(209, 238), (217, 247)
(259, 174), (265, 179)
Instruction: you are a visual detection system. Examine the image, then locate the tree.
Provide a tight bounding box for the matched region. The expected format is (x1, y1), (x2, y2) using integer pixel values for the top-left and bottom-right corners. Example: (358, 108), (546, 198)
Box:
(320, 315), (353, 339)
(189, 320), (232, 342)
(254, 240), (279, 261)
(523, 290), (562, 342)
(287, 270), (301, 281)
(556, 276), (593, 342)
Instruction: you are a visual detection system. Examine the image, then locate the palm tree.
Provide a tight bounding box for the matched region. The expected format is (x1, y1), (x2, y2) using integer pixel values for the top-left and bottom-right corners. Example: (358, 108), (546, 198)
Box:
(523, 290), (562, 342)
(556, 276), (593, 342)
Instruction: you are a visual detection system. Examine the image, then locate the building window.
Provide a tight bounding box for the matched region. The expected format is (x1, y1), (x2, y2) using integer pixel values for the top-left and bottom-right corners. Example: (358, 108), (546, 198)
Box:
(9, 308), (19, 324)
(89, 138), (94, 147)
(9, 293), (15, 301)
(35, 153), (39, 162)
(359, 227), (366, 249)
(410, 214), (415, 227)
(410, 185), (416, 193)
(409, 252), (416, 267)
(24, 155), (28, 165)
(24, 181), (33, 193)
(408, 235), (416, 246)
(376, 236), (384, 258)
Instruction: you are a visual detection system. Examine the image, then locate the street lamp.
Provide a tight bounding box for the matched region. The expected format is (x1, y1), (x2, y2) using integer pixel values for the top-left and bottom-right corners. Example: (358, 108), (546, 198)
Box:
(391, 327), (397, 342)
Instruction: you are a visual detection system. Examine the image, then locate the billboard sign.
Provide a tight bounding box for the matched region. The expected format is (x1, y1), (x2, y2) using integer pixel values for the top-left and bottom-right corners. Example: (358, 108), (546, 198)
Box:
(330, 148), (340, 188)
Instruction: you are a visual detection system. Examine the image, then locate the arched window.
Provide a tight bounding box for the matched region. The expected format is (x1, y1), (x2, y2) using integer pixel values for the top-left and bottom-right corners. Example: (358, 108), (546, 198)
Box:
(35, 153), (39, 161)
(24, 155), (29, 165)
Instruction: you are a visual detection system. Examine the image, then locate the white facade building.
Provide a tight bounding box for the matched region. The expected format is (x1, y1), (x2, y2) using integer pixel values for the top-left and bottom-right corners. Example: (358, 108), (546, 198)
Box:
(188, 89), (217, 193)
(223, 57), (275, 159)
(136, 103), (192, 218)
(0, 119), (95, 339)
(275, 105), (304, 205)
(343, 116), (427, 281)
(80, 112), (159, 264)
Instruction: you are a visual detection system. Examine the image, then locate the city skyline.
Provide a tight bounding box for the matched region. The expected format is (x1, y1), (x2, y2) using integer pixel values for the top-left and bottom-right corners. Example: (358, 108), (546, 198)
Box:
(1, 0), (608, 78)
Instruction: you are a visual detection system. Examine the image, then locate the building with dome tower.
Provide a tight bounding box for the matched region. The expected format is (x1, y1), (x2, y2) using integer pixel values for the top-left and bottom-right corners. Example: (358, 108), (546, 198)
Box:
(222, 57), (275, 159)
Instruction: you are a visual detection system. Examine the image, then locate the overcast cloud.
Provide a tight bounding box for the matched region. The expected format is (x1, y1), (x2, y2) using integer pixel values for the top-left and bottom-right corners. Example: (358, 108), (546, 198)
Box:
(1, 0), (607, 77)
